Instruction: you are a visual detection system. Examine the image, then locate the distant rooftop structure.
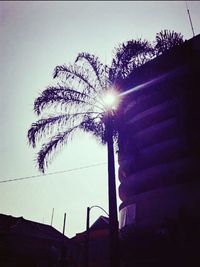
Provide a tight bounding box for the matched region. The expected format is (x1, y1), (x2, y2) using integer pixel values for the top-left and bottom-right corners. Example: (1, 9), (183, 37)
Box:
(0, 213), (68, 241)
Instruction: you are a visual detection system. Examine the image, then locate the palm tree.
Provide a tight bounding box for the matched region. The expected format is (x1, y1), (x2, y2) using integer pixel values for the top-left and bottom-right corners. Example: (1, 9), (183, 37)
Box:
(27, 38), (154, 267)
(28, 39), (154, 173)
(28, 29), (184, 173)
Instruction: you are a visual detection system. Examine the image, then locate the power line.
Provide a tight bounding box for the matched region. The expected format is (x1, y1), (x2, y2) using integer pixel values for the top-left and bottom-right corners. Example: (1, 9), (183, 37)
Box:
(0, 162), (107, 184)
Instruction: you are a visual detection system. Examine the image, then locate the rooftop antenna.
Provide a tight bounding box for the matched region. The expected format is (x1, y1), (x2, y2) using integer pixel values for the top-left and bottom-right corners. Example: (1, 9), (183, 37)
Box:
(185, 1), (195, 37)
(51, 208), (54, 226)
(62, 212), (66, 235)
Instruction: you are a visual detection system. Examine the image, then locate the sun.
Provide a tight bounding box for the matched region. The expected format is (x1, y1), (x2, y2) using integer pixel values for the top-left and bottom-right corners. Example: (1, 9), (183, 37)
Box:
(103, 91), (119, 110)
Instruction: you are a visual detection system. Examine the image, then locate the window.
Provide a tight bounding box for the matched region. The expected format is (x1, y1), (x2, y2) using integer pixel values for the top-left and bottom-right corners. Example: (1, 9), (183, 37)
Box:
(119, 203), (136, 229)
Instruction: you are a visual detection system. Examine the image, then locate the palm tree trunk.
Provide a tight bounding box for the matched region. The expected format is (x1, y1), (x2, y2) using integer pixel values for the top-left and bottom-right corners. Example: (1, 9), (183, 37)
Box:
(106, 112), (120, 267)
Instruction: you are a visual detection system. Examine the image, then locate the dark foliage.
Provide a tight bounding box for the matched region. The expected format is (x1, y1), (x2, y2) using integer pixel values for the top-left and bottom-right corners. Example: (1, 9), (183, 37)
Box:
(154, 29), (184, 56)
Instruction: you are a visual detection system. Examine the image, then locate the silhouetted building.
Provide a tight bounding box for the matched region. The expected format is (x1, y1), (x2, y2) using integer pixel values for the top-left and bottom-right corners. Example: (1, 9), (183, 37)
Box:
(0, 213), (80, 267)
(118, 34), (200, 266)
(72, 216), (109, 267)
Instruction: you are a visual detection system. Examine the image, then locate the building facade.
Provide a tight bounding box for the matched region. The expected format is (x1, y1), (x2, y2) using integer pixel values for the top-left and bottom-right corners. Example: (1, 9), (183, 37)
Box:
(117, 34), (200, 265)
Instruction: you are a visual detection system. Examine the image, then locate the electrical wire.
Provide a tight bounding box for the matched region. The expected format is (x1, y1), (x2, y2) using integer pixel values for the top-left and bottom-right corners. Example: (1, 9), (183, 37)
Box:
(0, 162), (107, 184)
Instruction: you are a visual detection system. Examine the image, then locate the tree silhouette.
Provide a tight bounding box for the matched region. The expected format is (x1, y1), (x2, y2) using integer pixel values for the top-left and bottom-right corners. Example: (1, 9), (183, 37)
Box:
(28, 41), (153, 172)
(109, 39), (154, 84)
(28, 30), (184, 173)
(154, 29), (184, 56)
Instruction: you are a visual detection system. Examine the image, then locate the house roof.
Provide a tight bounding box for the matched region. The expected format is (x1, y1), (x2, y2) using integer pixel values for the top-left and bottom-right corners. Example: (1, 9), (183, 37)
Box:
(0, 213), (69, 242)
(89, 216), (109, 231)
(72, 216), (109, 241)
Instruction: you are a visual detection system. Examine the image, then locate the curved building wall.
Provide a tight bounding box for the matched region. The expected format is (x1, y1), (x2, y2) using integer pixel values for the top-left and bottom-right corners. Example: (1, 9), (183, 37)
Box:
(118, 35), (200, 231)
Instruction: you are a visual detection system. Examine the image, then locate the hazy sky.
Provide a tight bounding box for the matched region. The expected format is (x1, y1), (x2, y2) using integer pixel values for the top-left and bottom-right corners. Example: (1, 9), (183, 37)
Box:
(0, 1), (200, 238)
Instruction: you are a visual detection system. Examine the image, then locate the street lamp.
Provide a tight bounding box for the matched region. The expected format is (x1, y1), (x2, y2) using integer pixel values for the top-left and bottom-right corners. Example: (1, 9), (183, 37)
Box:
(85, 205), (109, 267)
(103, 91), (120, 267)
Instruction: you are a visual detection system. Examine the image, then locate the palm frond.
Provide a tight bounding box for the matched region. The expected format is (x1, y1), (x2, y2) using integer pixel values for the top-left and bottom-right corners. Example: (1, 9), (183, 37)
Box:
(28, 112), (101, 148)
(53, 64), (98, 95)
(28, 114), (69, 148)
(154, 30), (184, 56)
(34, 86), (100, 115)
(80, 115), (106, 144)
(37, 127), (78, 173)
(110, 39), (154, 83)
(75, 52), (106, 90)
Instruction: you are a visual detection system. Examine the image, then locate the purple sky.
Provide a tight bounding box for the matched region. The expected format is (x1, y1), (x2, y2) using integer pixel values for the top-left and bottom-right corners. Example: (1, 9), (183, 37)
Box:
(0, 1), (200, 237)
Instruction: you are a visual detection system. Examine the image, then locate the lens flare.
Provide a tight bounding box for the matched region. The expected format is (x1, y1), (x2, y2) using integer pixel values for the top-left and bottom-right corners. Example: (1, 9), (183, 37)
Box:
(103, 91), (118, 110)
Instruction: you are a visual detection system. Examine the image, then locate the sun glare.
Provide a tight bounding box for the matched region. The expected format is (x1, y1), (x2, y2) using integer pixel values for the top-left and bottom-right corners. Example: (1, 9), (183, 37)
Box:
(103, 91), (118, 110)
